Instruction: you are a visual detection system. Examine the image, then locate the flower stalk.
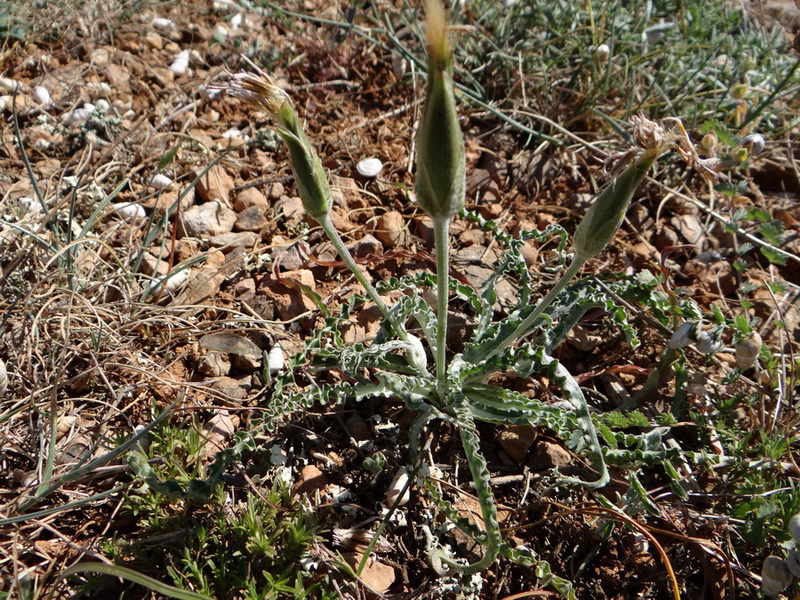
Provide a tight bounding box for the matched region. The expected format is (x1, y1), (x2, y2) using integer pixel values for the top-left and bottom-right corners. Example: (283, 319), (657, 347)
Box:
(212, 63), (407, 339)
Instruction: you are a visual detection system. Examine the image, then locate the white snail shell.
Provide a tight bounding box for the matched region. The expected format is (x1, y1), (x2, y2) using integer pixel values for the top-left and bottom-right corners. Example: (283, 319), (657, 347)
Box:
(735, 331), (762, 370)
(789, 513), (800, 544)
(695, 331), (723, 355)
(356, 157), (383, 178)
(384, 467), (411, 508)
(787, 551), (800, 578)
(668, 322), (696, 349)
(762, 555), (793, 596)
(267, 344), (285, 374)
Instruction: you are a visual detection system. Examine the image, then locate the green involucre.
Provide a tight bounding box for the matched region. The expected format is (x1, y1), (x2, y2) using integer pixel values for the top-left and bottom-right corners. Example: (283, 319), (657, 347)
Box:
(572, 152), (657, 262)
(415, 55), (466, 219)
(276, 102), (332, 222)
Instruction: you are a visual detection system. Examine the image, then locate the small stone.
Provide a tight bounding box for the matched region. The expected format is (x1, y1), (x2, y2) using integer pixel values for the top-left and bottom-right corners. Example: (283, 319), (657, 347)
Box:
(279, 196), (305, 226)
(144, 31), (163, 50)
(196, 166), (235, 204)
(178, 201), (237, 237)
(415, 216), (435, 247)
(529, 441), (572, 471)
(259, 269), (317, 320)
(266, 181), (285, 200)
(140, 252), (169, 277)
(234, 187), (269, 212)
(232, 277), (256, 300)
(458, 228), (484, 247)
(345, 413), (370, 441)
(234, 205), (268, 232)
(293, 464), (330, 497)
(375, 211), (407, 248)
(272, 243), (308, 271)
(232, 353), (261, 372)
(198, 352), (231, 377)
(209, 376), (248, 399)
(343, 553), (396, 593)
(208, 231), (259, 251)
(497, 426), (536, 462)
(347, 234), (383, 259)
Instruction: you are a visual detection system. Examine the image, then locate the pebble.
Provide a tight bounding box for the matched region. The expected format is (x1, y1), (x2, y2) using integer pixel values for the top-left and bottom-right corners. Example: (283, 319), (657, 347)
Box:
(178, 201), (237, 237)
(375, 210), (407, 248)
(234, 205), (268, 232)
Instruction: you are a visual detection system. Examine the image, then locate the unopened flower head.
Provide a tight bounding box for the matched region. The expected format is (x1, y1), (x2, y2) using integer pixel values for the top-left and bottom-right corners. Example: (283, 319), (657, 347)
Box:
(415, 0), (466, 220)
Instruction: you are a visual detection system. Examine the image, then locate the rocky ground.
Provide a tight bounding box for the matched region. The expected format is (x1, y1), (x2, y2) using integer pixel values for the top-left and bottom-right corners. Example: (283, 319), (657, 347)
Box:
(1, 0), (800, 598)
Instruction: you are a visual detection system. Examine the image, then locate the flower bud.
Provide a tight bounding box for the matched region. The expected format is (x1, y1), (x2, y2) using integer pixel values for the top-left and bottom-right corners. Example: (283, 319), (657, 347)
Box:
(572, 152), (654, 261)
(699, 132), (717, 155)
(414, 0), (466, 220)
(730, 82), (748, 100)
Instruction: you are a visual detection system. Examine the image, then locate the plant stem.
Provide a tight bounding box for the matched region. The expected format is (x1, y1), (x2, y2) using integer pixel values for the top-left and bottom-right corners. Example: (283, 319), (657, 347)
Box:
(490, 255), (586, 359)
(319, 214), (407, 341)
(433, 217), (451, 400)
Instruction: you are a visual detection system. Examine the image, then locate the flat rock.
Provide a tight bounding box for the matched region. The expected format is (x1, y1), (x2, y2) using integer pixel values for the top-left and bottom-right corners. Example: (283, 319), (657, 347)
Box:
(347, 234), (383, 259)
(259, 269), (317, 320)
(234, 205), (268, 232)
(293, 464), (330, 497)
(179, 201), (236, 237)
(197, 352), (231, 377)
(343, 553), (395, 594)
(529, 440), (572, 471)
(497, 425), (536, 462)
(208, 231), (259, 250)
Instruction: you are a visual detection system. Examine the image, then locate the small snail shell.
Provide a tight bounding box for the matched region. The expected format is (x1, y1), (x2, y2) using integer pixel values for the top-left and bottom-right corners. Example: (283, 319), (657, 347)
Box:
(384, 467), (411, 508)
(356, 158), (383, 178)
(735, 331), (762, 370)
(787, 551), (800, 578)
(668, 322), (696, 349)
(762, 555), (793, 596)
(789, 513), (800, 544)
(593, 43), (610, 64)
(267, 344), (284, 374)
(0, 358), (7, 393)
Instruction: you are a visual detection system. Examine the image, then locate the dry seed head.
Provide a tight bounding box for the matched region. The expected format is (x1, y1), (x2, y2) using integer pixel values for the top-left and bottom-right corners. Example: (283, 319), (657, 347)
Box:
(217, 71), (291, 121)
(629, 113), (671, 157)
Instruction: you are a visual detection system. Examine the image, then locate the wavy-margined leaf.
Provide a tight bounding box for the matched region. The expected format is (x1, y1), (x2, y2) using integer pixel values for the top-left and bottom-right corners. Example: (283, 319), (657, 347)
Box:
(356, 371), (437, 411)
(463, 383), (576, 433)
(310, 339), (430, 379)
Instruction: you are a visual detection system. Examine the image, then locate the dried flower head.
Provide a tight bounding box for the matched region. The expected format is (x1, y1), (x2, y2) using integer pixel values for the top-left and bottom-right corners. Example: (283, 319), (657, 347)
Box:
(629, 113), (671, 157)
(209, 59), (332, 221)
(217, 70), (291, 120)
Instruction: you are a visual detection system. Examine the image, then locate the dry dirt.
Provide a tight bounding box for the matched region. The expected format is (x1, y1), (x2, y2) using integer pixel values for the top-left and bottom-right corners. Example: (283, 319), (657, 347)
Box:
(1, 1), (800, 599)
